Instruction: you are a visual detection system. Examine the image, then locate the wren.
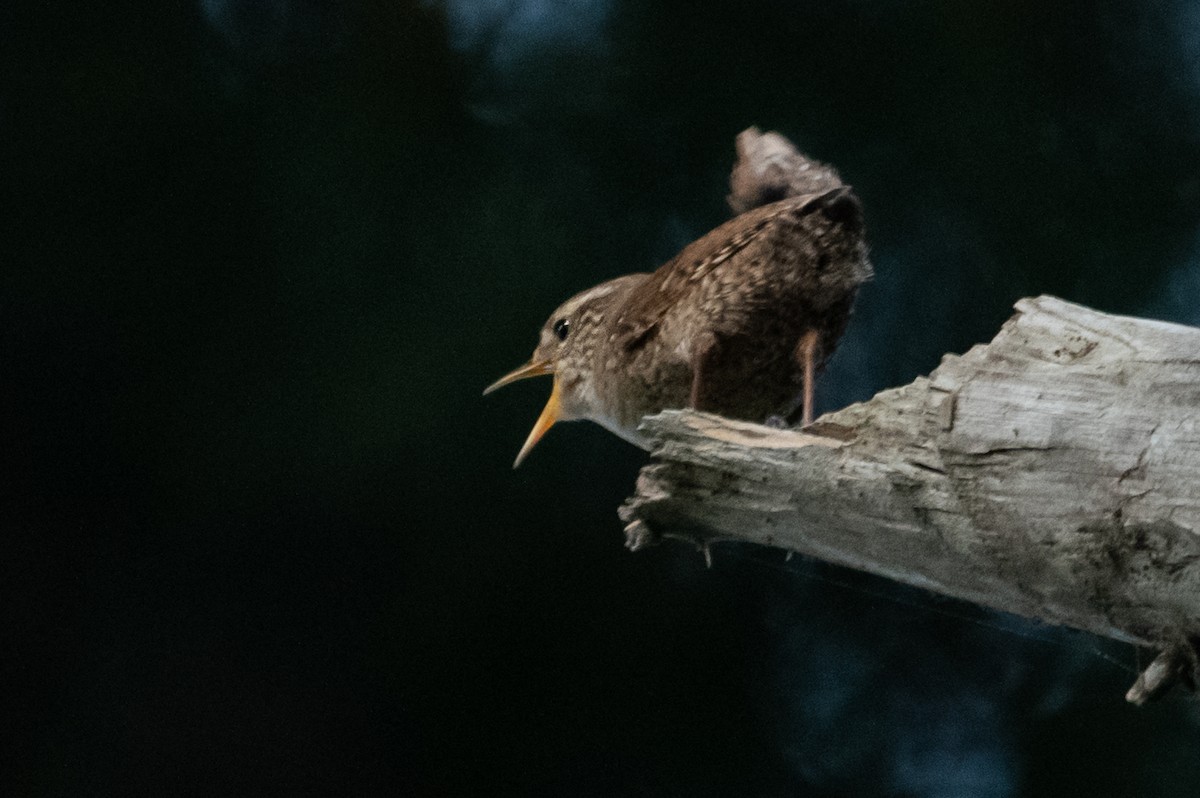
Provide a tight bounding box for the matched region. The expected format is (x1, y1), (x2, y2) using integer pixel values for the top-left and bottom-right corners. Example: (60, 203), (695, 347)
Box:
(486, 128), (872, 467)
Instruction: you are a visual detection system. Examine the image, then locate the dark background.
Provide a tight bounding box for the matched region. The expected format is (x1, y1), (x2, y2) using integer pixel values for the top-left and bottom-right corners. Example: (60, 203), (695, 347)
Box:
(5, 1), (1200, 794)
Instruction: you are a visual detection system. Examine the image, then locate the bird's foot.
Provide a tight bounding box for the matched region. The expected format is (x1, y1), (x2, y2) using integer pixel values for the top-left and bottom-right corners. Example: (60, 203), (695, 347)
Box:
(763, 414), (791, 430)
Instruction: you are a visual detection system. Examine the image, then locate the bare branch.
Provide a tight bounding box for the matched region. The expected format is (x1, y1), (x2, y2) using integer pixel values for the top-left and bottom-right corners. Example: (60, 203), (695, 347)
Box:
(620, 295), (1200, 702)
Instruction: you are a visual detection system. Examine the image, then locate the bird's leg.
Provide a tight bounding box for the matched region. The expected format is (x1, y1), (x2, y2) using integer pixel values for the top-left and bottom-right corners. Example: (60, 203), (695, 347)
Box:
(797, 329), (820, 426)
(790, 329), (821, 427)
(689, 333), (719, 411)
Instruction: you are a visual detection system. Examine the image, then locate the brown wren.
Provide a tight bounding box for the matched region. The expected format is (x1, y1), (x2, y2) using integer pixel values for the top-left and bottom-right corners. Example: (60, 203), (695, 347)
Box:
(485, 128), (872, 467)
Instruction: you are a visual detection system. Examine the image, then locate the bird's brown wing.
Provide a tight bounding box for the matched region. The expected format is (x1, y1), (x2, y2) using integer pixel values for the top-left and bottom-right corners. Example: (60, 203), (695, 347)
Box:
(614, 187), (860, 351)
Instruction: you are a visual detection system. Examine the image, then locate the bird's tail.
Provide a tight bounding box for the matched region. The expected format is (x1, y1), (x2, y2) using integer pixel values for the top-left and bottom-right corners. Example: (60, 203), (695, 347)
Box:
(727, 127), (846, 215)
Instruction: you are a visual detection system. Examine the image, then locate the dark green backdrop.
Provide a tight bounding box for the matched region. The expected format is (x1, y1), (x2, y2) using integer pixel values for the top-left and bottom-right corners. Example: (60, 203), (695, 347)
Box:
(5, 1), (1200, 794)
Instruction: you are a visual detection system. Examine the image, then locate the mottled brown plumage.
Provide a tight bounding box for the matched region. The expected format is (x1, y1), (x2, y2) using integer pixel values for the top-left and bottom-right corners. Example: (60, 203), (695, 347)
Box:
(486, 128), (872, 466)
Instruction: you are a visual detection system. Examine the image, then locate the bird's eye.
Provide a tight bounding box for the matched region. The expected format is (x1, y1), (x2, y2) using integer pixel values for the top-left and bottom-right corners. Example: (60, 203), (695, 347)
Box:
(552, 318), (570, 341)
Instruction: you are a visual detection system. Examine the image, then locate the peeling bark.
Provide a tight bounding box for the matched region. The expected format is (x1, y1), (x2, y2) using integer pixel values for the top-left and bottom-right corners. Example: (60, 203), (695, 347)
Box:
(619, 295), (1200, 701)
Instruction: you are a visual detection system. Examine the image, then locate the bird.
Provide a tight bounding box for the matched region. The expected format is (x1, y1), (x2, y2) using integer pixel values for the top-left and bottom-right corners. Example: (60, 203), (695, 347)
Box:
(485, 128), (872, 467)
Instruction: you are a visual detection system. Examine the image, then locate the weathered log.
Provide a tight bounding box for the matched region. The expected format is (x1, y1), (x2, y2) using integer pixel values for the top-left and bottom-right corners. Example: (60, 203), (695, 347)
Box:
(619, 295), (1200, 701)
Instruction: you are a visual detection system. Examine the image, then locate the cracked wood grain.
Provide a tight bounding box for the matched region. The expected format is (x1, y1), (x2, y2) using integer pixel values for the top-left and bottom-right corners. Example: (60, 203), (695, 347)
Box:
(619, 295), (1200, 700)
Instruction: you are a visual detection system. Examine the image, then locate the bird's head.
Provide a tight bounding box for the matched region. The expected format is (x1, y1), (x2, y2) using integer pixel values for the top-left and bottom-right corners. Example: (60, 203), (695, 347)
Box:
(484, 275), (645, 467)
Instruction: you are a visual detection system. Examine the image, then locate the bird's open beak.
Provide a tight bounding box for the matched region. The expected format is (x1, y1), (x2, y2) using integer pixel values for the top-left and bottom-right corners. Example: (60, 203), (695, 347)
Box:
(483, 359), (553, 395)
(484, 359), (560, 468)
